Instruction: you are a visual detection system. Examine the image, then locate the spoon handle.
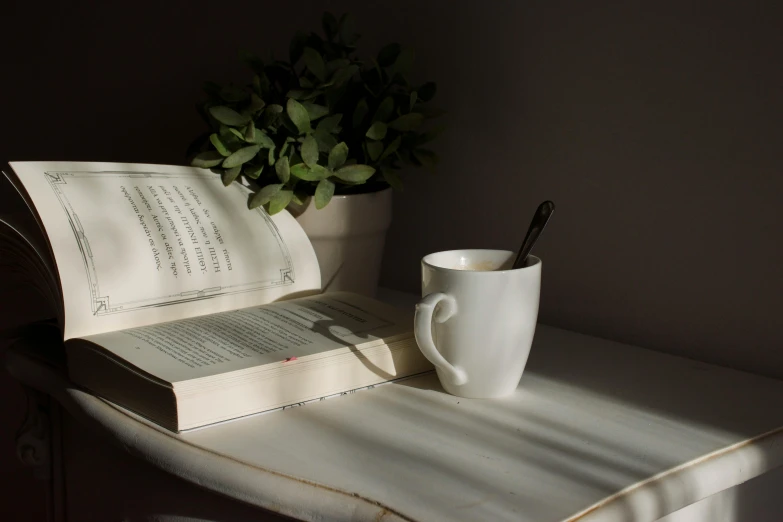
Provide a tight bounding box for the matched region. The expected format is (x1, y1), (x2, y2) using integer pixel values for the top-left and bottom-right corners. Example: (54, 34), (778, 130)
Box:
(512, 200), (556, 269)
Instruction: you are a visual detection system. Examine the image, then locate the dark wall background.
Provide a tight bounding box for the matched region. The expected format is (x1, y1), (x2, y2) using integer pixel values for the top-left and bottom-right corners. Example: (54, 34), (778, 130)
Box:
(5, 0), (780, 377)
(1, 0), (782, 518)
(380, 0), (783, 381)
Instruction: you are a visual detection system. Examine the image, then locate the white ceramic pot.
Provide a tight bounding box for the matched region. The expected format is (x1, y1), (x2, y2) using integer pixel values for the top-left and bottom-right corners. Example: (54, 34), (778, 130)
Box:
(291, 188), (392, 296)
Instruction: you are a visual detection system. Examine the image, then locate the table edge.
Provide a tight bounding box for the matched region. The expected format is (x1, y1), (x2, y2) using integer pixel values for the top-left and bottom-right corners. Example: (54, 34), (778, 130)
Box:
(568, 425), (783, 521)
(7, 325), (783, 522)
(5, 349), (414, 522)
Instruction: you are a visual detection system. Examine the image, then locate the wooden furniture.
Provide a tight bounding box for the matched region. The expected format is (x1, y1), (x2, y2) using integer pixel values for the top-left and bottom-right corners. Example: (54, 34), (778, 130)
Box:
(6, 290), (783, 521)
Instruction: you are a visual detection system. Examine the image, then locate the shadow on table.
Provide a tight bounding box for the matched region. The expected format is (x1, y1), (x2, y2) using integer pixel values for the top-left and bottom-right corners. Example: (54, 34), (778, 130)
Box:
(60, 408), (297, 522)
(385, 325), (783, 520)
(306, 318), (397, 381)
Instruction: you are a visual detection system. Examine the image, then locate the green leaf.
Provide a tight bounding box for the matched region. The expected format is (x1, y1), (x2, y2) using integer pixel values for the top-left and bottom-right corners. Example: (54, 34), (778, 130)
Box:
(299, 76), (314, 89)
(291, 191), (308, 206)
(301, 135), (319, 167)
(259, 73), (273, 95)
(373, 96), (395, 123)
(268, 147), (276, 165)
(267, 104), (284, 113)
(316, 114), (342, 134)
(322, 12), (338, 40)
(218, 130), (242, 150)
(413, 149), (439, 169)
(249, 93), (265, 112)
(338, 13), (356, 43)
(365, 121), (388, 140)
(391, 47), (415, 77)
(249, 183), (283, 209)
(286, 98), (311, 134)
(324, 87), (344, 110)
(229, 128), (245, 141)
(218, 124), (232, 137)
(218, 124), (239, 141)
(191, 151), (224, 168)
(329, 65), (358, 87)
(280, 112), (300, 135)
(247, 130), (275, 148)
(409, 91), (418, 111)
(328, 142), (349, 169)
(314, 128), (339, 152)
(286, 89), (306, 100)
(382, 168), (403, 191)
(333, 164), (376, 183)
(244, 164), (264, 179)
(222, 145), (262, 168)
(352, 98), (368, 127)
(268, 189), (293, 215)
(240, 51), (264, 74)
(302, 103), (329, 121)
(220, 86), (248, 103)
(377, 43), (401, 67)
(380, 135), (402, 160)
(418, 82), (437, 102)
(301, 89), (323, 101)
(275, 156), (290, 183)
(290, 163), (329, 181)
(389, 113), (424, 131)
(209, 106), (250, 126)
(307, 164), (329, 179)
(261, 106), (282, 128)
(302, 47), (326, 82)
(315, 179), (335, 209)
(366, 140), (383, 161)
(326, 58), (351, 74)
(222, 166), (241, 186)
(289, 31), (308, 64)
(244, 121), (256, 142)
(210, 134), (231, 157)
(362, 82), (378, 97)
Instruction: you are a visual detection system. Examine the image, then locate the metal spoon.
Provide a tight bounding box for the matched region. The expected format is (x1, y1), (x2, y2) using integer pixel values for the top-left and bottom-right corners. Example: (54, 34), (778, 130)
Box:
(512, 200), (555, 269)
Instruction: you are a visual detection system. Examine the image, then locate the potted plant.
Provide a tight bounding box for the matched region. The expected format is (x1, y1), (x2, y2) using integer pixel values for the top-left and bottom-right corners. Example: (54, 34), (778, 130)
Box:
(187, 12), (443, 296)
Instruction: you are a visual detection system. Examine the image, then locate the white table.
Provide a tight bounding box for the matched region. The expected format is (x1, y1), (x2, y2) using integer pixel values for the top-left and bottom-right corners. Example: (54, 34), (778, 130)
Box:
(6, 290), (783, 521)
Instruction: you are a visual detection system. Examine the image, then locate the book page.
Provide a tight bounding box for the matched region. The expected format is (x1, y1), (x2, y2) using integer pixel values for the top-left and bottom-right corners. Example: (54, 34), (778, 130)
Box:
(8, 162), (320, 339)
(77, 292), (412, 384)
(0, 219), (63, 336)
(1, 169), (58, 279)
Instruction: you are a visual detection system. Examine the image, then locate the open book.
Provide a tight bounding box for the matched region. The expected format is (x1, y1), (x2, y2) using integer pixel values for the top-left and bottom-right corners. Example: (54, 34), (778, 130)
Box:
(1, 161), (430, 431)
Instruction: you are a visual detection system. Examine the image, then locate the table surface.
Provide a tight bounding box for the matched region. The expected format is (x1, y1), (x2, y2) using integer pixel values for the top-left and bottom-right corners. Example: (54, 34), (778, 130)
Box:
(7, 290), (783, 522)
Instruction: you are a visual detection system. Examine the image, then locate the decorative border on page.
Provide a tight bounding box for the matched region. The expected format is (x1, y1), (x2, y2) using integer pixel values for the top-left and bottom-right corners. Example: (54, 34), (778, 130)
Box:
(45, 170), (295, 315)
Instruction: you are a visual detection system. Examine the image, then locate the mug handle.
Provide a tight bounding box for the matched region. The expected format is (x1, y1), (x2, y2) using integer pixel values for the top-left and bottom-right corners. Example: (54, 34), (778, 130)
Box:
(414, 293), (468, 386)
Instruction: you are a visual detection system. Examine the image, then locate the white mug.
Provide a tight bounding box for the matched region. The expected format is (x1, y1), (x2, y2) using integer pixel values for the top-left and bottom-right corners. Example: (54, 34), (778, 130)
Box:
(414, 249), (541, 398)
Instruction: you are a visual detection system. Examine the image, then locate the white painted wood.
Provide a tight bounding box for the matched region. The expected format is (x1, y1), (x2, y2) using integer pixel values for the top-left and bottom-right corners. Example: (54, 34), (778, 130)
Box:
(60, 410), (288, 521)
(655, 463), (783, 522)
(6, 290), (783, 522)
